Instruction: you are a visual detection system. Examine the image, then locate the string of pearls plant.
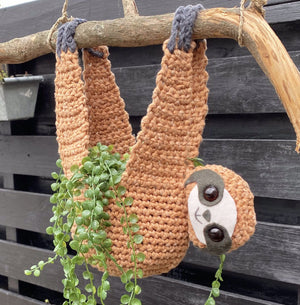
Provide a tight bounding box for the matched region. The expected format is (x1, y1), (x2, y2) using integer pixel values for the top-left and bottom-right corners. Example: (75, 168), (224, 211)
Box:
(25, 143), (145, 305)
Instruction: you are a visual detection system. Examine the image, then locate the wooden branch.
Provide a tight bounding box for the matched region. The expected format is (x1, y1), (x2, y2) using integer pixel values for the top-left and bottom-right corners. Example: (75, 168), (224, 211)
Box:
(0, 7), (299, 151)
(122, 0), (139, 17)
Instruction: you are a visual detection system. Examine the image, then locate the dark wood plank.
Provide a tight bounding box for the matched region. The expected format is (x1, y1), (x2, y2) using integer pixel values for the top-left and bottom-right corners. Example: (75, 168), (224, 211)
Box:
(0, 189), (51, 233)
(184, 222), (300, 286)
(1, 187), (299, 286)
(199, 139), (300, 200)
(265, 1), (300, 23)
(0, 289), (45, 305)
(0, 0), (123, 41)
(255, 197), (300, 225)
(0, 136), (299, 199)
(0, 135), (58, 177)
(0, 240), (284, 305)
(33, 51), (300, 118)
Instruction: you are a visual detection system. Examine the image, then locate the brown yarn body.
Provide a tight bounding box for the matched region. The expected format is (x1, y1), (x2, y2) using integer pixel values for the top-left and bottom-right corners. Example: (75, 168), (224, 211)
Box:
(55, 42), (209, 277)
(82, 47), (135, 154)
(104, 40), (209, 276)
(55, 47), (135, 180)
(55, 50), (89, 179)
(185, 165), (256, 251)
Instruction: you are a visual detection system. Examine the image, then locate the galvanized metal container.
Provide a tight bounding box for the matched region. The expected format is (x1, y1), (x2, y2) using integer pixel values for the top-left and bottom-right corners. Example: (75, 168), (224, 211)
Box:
(0, 75), (43, 121)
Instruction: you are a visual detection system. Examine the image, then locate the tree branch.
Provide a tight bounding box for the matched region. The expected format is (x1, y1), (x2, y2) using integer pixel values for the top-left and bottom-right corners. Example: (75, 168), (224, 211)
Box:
(0, 7), (299, 151)
(122, 0), (139, 17)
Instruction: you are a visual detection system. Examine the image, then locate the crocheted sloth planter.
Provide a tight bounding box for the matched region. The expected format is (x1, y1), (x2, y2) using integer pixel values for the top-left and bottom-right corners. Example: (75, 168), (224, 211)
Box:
(54, 4), (256, 279)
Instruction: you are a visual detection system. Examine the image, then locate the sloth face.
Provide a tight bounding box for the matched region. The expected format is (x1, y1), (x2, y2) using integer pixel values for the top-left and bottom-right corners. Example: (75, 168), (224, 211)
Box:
(185, 165), (256, 255)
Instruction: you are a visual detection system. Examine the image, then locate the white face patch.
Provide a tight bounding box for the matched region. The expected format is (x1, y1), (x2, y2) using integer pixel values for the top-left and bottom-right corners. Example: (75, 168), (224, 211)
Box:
(188, 185), (237, 245)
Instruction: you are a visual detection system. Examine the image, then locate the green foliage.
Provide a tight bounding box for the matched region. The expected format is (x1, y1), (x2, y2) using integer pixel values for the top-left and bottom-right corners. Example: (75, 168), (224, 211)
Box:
(204, 254), (226, 305)
(0, 69), (8, 82)
(24, 143), (144, 305)
(188, 157), (205, 167)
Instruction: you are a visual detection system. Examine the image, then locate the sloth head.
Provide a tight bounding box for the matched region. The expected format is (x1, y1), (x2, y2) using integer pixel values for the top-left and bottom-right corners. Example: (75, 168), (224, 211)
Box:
(184, 164), (256, 255)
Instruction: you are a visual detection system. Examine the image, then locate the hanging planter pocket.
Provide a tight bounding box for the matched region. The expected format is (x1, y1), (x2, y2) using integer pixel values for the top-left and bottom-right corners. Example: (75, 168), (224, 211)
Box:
(0, 75), (43, 121)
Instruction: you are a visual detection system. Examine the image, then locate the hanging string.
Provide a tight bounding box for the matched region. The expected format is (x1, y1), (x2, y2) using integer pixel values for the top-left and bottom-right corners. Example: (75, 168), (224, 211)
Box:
(238, 0), (267, 47)
(238, 0), (247, 47)
(47, 0), (72, 52)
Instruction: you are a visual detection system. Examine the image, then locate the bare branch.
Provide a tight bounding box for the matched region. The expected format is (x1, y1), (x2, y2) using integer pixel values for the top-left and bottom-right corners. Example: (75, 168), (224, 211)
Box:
(122, 0), (139, 17)
(0, 7), (299, 150)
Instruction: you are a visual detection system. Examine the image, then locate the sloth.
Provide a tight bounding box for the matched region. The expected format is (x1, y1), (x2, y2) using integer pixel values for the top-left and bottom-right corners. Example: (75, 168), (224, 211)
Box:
(185, 164), (256, 255)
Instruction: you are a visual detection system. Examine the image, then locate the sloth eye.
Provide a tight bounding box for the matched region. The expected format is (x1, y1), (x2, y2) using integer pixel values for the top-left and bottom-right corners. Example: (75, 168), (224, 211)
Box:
(203, 185), (219, 202)
(208, 227), (224, 242)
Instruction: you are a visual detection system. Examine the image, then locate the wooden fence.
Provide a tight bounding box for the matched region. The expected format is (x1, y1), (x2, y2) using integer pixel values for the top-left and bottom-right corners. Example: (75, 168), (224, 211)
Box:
(0, 0), (299, 304)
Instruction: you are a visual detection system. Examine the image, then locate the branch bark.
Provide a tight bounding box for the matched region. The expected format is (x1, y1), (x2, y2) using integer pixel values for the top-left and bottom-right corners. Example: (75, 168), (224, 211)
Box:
(0, 7), (299, 151)
(122, 0), (139, 17)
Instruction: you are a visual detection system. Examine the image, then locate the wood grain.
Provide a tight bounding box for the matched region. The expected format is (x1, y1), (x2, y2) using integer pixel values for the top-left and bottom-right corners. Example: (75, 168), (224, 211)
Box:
(0, 240), (285, 305)
(184, 222), (300, 285)
(31, 51), (300, 118)
(0, 136), (299, 199)
(0, 188), (299, 286)
(0, 289), (45, 305)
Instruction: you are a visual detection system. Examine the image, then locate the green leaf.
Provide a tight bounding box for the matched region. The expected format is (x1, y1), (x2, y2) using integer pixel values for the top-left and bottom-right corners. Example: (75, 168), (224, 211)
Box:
(137, 269), (143, 279)
(85, 283), (93, 293)
(121, 273), (128, 284)
(51, 172), (59, 179)
(33, 270), (40, 277)
(212, 288), (220, 298)
(188, 157), (205, 167)
(24, 270), (32, 276)
(82, 210), (91, 219)
(102, 280), (110, 291)
(129, 214), (138, 224)
(131, 298), (142, 305)
(69, 240), (79, 251)
(126, 269), (134, 280)
(113, 174), (122, 185)
(49, 194), (57, 204)
(136, 252), (146, 262)
(220, 254), (226, 263)
(70, 164), (79, 173)
(83, 271), (90, 280)
(120, 294), (130, 304)
(83, 161), (94, 172)
(51, 183), (59, 191)
(91, 220), (100, 231)
(134, 285), (142, 295)
(125, 281), (134, 292)
(133, 234), (143, 244)
(206, 297), (215, 305)
(104, 190), (115, 199)
(46, 226), (54, 235)
(117, 186), (126, 196)
(97, 287), (107, 301)
(131, 224), (140, 233)
(82, 157), (91, 165)
(102, 271), (109, 281)
(124, 197), (133, 206)
(56, 159), (62, 168)
(94, 205), (103, 215)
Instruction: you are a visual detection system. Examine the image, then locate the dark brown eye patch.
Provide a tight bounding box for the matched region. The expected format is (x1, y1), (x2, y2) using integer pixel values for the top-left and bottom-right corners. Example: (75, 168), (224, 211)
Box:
(203, 185), (219, 202)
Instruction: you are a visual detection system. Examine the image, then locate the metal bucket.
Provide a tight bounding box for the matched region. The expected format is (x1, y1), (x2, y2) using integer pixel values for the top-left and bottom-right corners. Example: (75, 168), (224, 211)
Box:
(0, 75), (43, 121)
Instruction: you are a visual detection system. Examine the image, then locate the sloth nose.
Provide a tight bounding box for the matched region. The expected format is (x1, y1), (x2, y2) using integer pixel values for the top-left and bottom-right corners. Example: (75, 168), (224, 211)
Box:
(207, 227), (224, 242)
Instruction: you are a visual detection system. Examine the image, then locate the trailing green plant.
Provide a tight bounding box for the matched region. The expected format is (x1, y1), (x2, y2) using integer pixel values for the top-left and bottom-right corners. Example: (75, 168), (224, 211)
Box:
(25, 143), (145, 305)
(204, 254), (226, 305)
(0, 69), (7, 82)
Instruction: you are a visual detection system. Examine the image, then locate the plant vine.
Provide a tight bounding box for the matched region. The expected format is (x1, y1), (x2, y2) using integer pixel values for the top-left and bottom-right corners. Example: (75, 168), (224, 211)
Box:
(204, 254), (226, 305)
(25, 143), (144, 305)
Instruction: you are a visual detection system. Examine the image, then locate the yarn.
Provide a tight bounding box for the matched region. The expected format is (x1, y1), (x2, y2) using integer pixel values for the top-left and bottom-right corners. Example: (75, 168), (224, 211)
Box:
(54, 4), (256, 277)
